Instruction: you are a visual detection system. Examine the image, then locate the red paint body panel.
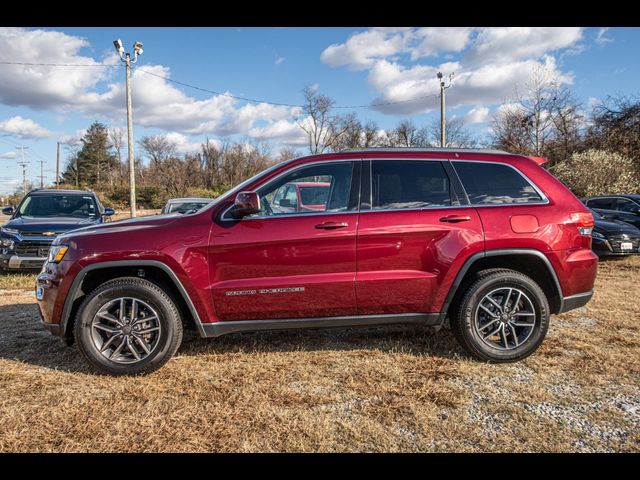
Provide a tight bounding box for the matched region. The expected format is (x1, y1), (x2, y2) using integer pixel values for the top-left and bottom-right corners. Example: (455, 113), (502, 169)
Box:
(208, 212), (357, 320)
(36, 149), (598, 335)
(355, 208), (484, 313)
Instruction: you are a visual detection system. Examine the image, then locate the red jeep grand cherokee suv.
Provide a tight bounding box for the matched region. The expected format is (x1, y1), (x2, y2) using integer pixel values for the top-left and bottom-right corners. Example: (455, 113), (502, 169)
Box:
(36, 148), (597, 375)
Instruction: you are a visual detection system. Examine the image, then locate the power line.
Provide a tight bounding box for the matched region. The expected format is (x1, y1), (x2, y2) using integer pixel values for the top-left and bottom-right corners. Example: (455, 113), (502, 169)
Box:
(0, 61), (120, 68)
(133, 66), (440, 109)
(0, 59), (440, 110)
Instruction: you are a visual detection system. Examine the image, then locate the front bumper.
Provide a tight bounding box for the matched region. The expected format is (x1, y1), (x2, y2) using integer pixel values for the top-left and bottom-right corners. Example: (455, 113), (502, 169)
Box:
(36, 260), (73, 338)
(1, 254), (47, 270)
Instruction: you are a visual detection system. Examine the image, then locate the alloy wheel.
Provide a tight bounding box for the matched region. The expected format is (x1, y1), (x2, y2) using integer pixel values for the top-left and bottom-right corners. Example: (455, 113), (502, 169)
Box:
(90, 297), (162, 364)
(474, 287), (536, 350)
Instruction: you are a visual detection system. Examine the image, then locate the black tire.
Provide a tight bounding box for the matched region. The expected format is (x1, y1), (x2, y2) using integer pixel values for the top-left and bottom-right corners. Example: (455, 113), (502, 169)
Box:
(74, 277), (183, 375)
(450, 269), (549, 362)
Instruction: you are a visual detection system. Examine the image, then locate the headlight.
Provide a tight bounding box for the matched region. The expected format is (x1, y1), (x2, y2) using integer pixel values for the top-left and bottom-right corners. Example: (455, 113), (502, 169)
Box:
(0, 226), (19, 236)
(0, 238), (13, 248)
(591, 231), (605, 240)
(47, 245), (69, 263)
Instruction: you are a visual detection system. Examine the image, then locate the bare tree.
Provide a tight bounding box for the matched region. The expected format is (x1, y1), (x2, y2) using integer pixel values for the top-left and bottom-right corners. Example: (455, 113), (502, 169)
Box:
(491, 65), (581, 162)
(330, 114), (381, 151)
(297, 86), (350, 154)
(139, 135), (178, 165)
(108, 127), (125, 187)
(382, 119), (430, 147)
(428, 117), (478, 148)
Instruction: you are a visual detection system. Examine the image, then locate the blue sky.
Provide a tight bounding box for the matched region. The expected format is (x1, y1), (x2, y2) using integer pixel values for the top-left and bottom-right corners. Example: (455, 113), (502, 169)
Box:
(0, 26), (638, 194)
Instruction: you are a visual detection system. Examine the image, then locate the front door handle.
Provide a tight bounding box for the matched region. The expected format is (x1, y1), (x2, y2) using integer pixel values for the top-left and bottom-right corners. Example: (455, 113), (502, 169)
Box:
(439, 215), (471, 223)
(315, 221), (348, 230)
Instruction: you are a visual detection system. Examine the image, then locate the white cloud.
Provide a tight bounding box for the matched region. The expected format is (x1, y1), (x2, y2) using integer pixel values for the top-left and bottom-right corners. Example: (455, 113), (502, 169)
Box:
(464, 106), (490, 124)
(0, 150), (17, 159)
(320, 29), (407, 70)
(59, 128), (86, 145)
(409, 27), (473, 59)
(322, 27), (583, 116)
(467, 27), (583, 64)
(0, 116), (52, 139)
(595, 27), (614, 45)
(0, 28), (302, 142)
(275, 56), (285, 65)
(164, 132), (203, 154)
(248, 119), (307, 146)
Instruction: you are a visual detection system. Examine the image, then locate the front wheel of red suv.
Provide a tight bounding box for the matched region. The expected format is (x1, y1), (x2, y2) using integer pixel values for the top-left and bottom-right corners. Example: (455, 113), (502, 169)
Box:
(450, 269), (550, 362)
(74, 277), (183, 375)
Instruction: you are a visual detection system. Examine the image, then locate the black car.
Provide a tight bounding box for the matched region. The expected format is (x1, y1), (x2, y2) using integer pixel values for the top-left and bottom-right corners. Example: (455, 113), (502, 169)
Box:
(589, 208), (640, 256)
(1, 189), (114, 271)
(582, 194), (640, 229)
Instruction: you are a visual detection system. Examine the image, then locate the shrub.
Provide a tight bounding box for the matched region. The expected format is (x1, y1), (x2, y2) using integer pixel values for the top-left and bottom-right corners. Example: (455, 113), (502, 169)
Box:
(551, 149), (640, 197)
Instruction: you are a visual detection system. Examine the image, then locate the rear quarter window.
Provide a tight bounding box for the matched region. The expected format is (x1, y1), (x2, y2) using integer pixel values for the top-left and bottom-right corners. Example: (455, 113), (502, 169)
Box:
(453, 161), (543, 205)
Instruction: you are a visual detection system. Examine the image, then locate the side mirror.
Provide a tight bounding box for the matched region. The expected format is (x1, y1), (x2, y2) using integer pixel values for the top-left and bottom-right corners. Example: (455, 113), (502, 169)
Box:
(103, 208), (115, 216)
(2, 206), (14, 216)
(230, 191), (261, 219)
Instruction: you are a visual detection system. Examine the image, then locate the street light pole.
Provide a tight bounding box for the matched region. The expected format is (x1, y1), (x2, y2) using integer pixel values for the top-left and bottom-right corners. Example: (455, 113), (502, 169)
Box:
(114, 39), (143, 218)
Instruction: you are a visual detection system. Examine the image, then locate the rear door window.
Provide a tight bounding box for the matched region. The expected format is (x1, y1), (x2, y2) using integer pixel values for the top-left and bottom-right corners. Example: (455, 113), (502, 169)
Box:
(371, 160), (452, 210)
(453, 161), (543, 205)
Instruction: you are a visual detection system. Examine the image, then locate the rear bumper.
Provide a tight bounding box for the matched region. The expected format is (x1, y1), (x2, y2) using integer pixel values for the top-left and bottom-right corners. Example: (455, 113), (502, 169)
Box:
(559, 290), (593, 314)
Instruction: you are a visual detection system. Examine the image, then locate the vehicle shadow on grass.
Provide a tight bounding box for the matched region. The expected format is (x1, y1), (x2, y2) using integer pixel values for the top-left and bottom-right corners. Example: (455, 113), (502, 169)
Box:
(0, 301), (466, 374)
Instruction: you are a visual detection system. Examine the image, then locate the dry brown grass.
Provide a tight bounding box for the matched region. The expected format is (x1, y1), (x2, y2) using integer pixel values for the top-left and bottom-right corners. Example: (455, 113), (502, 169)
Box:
(0, 256), (638, 452)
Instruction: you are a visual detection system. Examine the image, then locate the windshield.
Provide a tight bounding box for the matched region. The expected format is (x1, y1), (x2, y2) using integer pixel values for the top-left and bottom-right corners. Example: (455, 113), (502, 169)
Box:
(168, 202), (209, 213)
(17, 194), (98, 218)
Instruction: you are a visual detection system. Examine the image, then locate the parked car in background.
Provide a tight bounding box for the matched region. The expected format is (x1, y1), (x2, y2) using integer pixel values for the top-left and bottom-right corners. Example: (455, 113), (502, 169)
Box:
(1, 189), (114, 271)
(589, 208), (640, 256)
(161, 197), (211, 214)
(269, 181), (331, 214)
(36, 148), (598, 375)
(582, 195), (640, 228)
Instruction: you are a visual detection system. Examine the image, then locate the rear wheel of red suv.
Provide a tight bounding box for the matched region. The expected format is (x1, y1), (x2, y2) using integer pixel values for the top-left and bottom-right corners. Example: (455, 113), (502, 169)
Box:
(450, 269), (550, 362)
(74, 277), (183, 375)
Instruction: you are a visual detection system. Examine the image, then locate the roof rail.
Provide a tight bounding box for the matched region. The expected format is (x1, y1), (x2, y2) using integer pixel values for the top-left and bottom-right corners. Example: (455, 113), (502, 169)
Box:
(339, 147), (512, 155)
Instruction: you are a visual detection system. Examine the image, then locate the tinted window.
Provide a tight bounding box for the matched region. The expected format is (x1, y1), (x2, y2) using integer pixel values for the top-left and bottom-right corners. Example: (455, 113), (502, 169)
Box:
(371, 160), (451, 210)
(299, 185), (330, 205)
(615, 198), (640, 213)
(256, 162), (353, 217)
(587, 198), (615, 210)
(454, 162), (543, 205)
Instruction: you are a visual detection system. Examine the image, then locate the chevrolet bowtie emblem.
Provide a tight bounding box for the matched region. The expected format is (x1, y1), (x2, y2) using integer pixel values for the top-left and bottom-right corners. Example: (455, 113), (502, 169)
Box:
(42, 232), (57, 236)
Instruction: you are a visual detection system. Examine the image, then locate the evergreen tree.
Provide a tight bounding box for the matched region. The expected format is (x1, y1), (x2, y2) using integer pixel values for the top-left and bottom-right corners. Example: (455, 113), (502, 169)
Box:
(61, 121), (118, 188)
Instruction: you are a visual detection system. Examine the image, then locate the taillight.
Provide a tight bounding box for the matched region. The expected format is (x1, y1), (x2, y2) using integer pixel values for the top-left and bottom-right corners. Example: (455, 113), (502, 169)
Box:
(570, 212), (594, 236)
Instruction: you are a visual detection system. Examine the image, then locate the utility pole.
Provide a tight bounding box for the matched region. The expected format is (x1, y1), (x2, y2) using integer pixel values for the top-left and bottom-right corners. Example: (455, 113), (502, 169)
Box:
(114, 38), (143, 218)
(16, 146), (29, 195)
(37, 160), (45, 188)
(56, 141), (60, 189)
(437, 72), (454, 148)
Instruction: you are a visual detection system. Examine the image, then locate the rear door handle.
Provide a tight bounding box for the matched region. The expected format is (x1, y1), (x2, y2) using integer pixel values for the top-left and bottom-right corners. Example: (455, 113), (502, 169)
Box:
(439, 215), (472, 223)
(315, 221), (348, 230)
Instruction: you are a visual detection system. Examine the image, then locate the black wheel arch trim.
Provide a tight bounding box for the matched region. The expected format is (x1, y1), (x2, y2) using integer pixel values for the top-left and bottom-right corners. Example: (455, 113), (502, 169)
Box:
(59, 260), (206, 338)
(439, 248), (565, 322)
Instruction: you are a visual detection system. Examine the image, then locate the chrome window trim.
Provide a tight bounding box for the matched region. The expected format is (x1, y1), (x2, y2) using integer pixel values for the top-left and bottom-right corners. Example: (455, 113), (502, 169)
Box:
(220, 159), (358, 222)
(451, 159), (549, 206)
